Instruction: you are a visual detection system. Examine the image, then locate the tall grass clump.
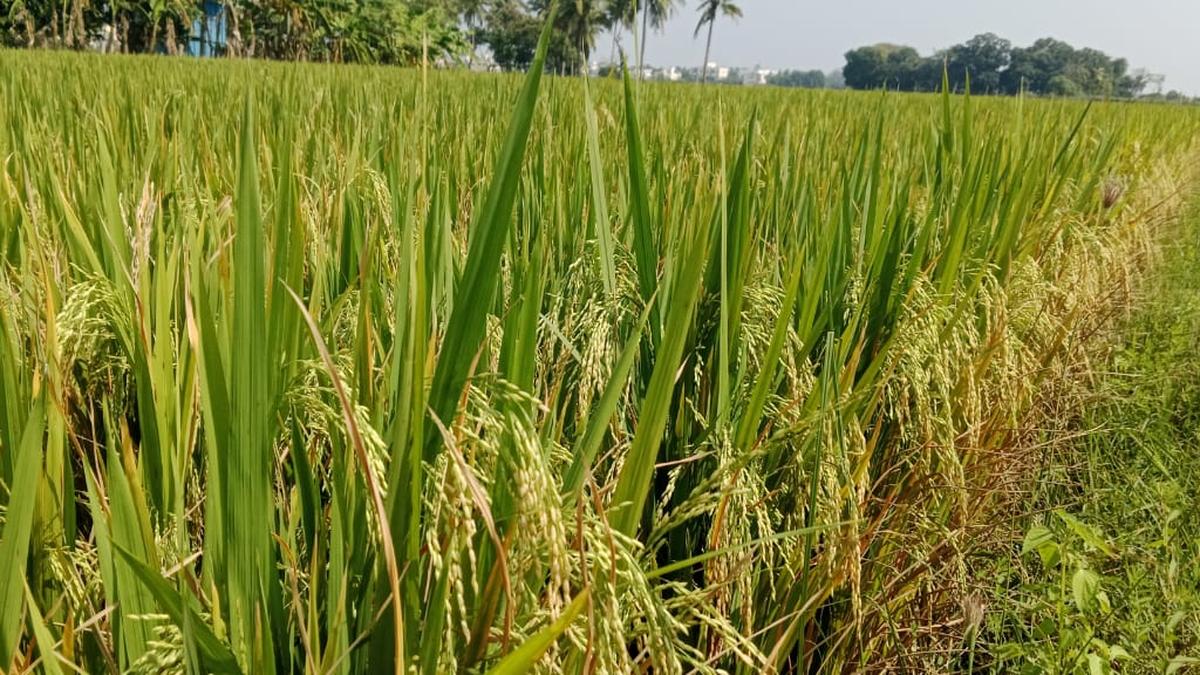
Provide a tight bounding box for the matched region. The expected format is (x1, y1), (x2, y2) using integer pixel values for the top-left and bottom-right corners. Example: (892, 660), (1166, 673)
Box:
(1, 36), (1199, 672)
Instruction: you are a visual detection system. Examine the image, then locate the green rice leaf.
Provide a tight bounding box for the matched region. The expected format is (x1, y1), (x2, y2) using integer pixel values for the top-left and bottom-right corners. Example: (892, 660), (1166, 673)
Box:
(24, 583), (64, 675)
(424, 3), (558, 463)
(0, 396), (45, 666)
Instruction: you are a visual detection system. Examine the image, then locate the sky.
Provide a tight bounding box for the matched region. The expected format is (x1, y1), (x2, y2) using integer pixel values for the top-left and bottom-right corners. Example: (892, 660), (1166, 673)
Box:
(610, 0), (1200, 95)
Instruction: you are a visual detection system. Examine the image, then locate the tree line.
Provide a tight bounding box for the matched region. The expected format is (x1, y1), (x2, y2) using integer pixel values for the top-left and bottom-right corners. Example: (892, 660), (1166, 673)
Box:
(0, 0), (746, 74)
(766, 68), (845, 89)
(473, 0), (742, 78)
(0, 0), (469, 63)
(843, 33), (1150, 97)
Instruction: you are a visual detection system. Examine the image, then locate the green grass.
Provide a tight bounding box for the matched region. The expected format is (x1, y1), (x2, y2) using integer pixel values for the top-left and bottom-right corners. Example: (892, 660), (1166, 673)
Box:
(0, 43), (1198, 673)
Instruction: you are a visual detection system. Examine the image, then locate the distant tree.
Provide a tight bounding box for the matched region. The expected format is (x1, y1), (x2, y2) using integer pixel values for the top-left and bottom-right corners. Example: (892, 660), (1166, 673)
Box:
(1047, 73), (1082, 97)
(946, 33), (1011, 92)
(607, 0), (677, 68)
(844, 33), (1150, 99)
(641, 0), (679, 67)
(1065, 47), (1118, 96)
(882, 45), (922, 89)
(1001, 37), (1074, 94)
(449, 0), (492, 65)
(1, 0), (468, 63)
(842, 45), (885, 89)
(843, 44), (920, 90)
(825, 68), (845, 89)
(604, 0), (633, 56)
(478, 0), (539, 70)
(528, 0), (605, 73)
(767, 69), (826, 88)
(1012, 39), (1142, 97)
(911, 55), (945, 91)
(1116, 66), (1148, 98)
(694, 0), (740, 83)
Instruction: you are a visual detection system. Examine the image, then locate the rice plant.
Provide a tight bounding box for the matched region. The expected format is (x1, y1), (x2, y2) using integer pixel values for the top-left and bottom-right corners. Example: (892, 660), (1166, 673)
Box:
(0, 29), (1198, 674)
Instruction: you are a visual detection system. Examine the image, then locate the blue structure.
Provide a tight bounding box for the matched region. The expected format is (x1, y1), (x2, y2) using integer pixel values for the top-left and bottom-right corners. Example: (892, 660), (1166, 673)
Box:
(187, 0), (228, 57)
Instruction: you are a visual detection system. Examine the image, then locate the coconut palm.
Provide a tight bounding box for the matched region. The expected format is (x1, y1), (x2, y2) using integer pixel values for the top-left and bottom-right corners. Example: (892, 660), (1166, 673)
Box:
(529, 0), (607, 72)
(694, 0), (741, 82)
(610, 0), (678, 69)
(451, 0), (491, 66)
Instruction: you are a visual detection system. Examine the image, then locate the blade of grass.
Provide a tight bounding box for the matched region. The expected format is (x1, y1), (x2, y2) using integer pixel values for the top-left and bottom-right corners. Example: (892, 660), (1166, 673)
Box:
(621, 61), (659, 343)
(583, 76), (616, 297)
(23, 583), (64, 675)
(610, 223), (709, 537)
(424, 4), (558, 464)
(0, 395), (45, 666)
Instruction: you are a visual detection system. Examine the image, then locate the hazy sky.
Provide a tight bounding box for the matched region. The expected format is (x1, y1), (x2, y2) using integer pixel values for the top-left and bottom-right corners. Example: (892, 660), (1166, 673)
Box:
(613, 0), (1200, 95)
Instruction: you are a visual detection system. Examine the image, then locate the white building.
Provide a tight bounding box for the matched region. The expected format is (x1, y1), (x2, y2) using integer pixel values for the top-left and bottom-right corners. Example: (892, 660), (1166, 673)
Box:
(705, 62), (730, 80)
(751, 68), (776, 85)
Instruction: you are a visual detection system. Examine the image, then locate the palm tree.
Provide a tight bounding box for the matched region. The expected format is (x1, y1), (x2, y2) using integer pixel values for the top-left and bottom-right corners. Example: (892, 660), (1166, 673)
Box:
(694, 0), (741, 83)
(451, 0), (495, 67)
(638, 0), (677, 69)
(605, 0), (678, 71)
(604, 0), (633, 64)
(531, 0), (607, 73)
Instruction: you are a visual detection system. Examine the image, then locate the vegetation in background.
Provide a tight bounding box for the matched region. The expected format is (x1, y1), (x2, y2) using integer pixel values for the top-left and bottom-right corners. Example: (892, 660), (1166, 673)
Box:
(0, 0), (468, 62)
(606, 0), (676, 70)
(476, 0), (685, 74)
(477, 0), (543, 69)
(844, 33), (1151, 97)
(766, 68), (830, 89)
(0, 0), (689, 71)
(0, 28), (1199, 674)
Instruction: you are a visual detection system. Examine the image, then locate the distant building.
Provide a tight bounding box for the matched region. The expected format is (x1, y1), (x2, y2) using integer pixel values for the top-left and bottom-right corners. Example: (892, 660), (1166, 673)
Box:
(750, 68), (776, 85)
